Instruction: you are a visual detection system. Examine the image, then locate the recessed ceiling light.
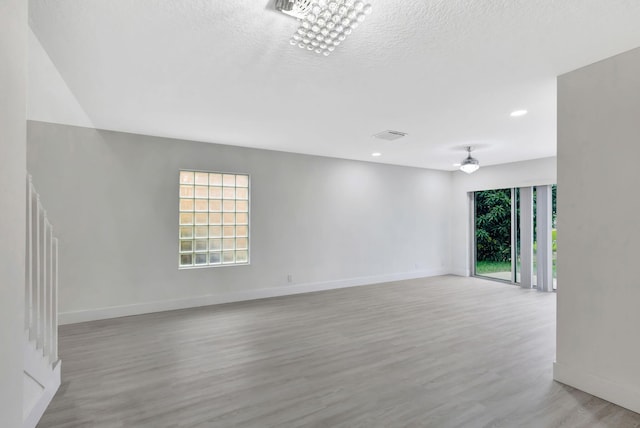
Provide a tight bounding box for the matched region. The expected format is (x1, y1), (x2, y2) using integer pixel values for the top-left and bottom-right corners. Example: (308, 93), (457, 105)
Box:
(510, 109), (528, 117)
(371, 152), (382, 157)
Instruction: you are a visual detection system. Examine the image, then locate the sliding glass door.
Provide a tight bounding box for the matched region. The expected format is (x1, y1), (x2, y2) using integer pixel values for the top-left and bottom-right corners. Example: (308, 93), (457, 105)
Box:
(472, 184), (557, 290)
(474, 189), (513, 281)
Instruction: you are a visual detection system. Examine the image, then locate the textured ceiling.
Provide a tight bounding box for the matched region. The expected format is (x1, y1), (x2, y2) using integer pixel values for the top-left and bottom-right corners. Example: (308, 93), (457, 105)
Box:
(28, 0), (640, 170)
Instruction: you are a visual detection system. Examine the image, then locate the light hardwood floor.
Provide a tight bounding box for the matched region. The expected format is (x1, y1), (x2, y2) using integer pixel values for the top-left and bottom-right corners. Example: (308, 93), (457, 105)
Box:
(38, 276), (640, 428)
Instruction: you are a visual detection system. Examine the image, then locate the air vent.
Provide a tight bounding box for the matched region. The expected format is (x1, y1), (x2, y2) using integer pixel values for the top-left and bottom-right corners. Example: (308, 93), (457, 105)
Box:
(275, 0), (313, 19)
(373, 130), (408, 141)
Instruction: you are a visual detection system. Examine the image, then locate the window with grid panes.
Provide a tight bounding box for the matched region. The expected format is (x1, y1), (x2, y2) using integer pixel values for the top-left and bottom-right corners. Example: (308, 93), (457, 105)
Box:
(178, 170), (249, 268)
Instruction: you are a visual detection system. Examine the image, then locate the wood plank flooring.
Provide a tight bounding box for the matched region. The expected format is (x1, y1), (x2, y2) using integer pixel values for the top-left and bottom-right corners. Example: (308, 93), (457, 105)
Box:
(38, 275), (640, 427)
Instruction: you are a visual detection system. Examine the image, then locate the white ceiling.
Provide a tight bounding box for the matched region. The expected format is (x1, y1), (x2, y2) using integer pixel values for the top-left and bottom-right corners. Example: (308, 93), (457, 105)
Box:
(28, 0), (640, 170)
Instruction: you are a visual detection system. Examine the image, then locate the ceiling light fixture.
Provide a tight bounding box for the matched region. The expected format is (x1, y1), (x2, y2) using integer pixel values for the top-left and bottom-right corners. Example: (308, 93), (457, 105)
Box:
(460, 146), (480, 174)
(510, 109), (528, 117)
(371, 152), (381, 157)
(276, 0), (314, 19)
(281, 0), (372, 56)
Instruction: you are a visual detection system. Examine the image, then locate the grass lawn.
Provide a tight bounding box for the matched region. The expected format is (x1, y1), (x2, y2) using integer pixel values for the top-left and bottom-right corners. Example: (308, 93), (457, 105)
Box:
(476, 259), (557, 278)
(476, 260), (511, 274)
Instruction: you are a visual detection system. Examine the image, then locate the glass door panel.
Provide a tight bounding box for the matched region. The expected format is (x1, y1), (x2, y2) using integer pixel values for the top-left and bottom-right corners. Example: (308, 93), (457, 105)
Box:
(533, 187), (537, 287)
(515, 188), (521, 283)
(474, 189), (513, 281)
(552, 184), (557, 290)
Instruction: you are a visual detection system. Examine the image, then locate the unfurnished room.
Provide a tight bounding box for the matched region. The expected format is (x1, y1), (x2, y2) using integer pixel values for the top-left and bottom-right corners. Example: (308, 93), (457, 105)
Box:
(2, 1), (640, 427)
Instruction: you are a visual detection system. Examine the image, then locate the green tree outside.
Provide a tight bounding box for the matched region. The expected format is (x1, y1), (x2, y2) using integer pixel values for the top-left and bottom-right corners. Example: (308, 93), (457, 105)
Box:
(475, 189), (511, 263)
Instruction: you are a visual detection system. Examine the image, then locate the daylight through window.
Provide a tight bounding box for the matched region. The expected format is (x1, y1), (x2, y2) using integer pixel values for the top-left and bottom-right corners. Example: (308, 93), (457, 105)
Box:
(178, 170), (249, 268)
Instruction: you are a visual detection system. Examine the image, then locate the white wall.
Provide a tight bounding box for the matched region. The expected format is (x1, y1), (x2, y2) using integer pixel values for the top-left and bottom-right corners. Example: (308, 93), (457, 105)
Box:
(0, 0), (27, 426)
(554, 47), (640, 413)
(27, 121), (453, 323)
(449, 157), (557, 276)
(27, 28), (94, 128)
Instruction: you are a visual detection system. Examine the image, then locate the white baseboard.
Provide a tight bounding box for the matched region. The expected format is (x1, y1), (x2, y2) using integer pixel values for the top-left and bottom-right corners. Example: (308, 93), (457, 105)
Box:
(23, 360), (61, 428)
(59, 269), (450, 325)
(553, 361), (640, 414)
(448, 268), (469, 277)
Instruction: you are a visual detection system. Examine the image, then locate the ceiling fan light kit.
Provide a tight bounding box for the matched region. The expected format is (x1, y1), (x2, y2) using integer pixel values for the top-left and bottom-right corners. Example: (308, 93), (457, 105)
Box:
(460, 146), (480, 174)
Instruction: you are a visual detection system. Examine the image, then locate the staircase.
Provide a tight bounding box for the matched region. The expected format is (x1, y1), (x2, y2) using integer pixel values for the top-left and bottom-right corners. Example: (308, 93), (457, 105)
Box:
(23, 175), (61, 428)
